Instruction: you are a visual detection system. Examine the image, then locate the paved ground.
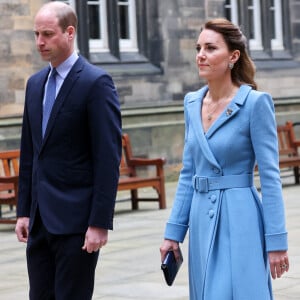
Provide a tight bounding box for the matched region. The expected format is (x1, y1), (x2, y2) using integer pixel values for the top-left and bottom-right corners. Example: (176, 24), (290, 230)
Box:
(0, 180), (299, 299)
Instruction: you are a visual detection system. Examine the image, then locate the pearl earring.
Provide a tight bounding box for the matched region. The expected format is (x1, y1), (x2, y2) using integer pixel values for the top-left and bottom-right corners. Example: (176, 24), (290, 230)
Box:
(229, 63), (234, 70)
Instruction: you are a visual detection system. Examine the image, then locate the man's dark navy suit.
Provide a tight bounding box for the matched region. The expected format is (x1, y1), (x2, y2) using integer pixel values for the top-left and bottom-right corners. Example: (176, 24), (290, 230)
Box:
(17, 55), (122, 299)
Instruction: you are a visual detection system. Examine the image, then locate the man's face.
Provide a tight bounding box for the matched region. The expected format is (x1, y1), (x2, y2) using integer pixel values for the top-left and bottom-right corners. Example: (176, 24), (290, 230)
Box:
(34, 9), (74, 67)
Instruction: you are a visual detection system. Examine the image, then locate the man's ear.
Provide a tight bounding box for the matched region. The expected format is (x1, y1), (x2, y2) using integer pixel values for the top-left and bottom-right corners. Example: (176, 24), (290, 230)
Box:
(66, 26), (75, 40)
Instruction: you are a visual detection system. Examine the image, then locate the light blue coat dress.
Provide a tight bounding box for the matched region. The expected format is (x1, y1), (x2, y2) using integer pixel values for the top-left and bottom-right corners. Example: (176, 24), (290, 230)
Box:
(164, 84), (288, 299)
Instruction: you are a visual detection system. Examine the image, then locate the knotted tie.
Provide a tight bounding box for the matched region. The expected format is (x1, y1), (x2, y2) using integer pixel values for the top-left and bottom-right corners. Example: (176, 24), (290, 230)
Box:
(42, 68), (57, 136)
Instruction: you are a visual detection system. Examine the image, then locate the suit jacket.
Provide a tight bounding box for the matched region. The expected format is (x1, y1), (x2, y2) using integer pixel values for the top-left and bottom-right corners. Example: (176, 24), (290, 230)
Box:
(164, 85), (288, 299)
(17, 56), (122, 234)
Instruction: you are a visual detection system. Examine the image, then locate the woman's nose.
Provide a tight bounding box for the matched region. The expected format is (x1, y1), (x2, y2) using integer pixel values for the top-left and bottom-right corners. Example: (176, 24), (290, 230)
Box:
(197, 50), (206, 60)
(198, 49), (206, 58)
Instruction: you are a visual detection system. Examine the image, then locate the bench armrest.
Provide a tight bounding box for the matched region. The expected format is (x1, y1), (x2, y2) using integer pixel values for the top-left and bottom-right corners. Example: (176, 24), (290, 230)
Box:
(0, 176), (19, 193)
(0, 175), (19, 184)
(128, 157), (166, 167)
(293, 140), (300, 148)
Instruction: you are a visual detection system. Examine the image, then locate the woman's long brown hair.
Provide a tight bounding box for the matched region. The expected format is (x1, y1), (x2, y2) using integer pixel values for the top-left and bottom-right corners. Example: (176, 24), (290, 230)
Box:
(203, 18), (257, 90)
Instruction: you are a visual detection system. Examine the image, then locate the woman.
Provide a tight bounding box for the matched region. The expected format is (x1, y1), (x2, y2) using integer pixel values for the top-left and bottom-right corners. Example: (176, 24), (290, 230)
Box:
(160, 18), (289, 299)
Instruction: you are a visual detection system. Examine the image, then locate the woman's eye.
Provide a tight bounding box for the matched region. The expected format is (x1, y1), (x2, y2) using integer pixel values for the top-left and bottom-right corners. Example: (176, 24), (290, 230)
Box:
(196, 46), (201, 53)
(207, 45), (216, 51)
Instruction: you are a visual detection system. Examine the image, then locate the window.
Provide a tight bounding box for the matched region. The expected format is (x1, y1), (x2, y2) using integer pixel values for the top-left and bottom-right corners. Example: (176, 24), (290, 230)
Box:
(58, 0), (138, 55)
(247, 0), (263, 50)
(59, 0), (74, 4)
(224, 0), (290, 58)
(56, 0), (161, 75)
(88, 0), (108, 52)
(224, 0), (238, 25)
(270, 0), (284, 50)
(118, 0), (138, 51)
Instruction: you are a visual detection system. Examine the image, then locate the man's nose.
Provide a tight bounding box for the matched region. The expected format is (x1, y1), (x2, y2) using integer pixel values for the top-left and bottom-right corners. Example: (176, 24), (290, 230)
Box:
(36, 35), (44, 46)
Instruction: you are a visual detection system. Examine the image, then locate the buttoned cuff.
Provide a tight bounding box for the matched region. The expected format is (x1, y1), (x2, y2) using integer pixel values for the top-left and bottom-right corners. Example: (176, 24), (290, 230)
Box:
(164, 222), (188, 243)
(265, 232), (288, 252)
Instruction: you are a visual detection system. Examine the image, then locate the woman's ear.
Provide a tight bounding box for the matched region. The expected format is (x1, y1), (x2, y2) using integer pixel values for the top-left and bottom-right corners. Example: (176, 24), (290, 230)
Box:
(230, 49), (240, 64)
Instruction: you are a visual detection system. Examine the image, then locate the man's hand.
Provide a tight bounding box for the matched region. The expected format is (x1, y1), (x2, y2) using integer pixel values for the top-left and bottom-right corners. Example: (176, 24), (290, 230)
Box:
(15, 217), (30, 243)
(82, 226), (108, 253)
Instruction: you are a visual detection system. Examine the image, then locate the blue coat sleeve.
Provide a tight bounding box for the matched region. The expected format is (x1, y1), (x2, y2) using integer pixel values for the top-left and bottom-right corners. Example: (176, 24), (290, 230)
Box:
(164, 94), (195, 242)
(250, 91), (288, 251)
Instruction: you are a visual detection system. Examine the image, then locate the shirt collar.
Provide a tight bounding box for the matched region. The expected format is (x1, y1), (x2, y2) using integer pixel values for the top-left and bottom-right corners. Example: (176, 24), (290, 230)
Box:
(49, 51), (79, 79)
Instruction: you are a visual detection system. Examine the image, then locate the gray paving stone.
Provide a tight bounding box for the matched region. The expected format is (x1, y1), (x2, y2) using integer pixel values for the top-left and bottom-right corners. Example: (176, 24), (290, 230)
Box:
(0, 181), (299, 299)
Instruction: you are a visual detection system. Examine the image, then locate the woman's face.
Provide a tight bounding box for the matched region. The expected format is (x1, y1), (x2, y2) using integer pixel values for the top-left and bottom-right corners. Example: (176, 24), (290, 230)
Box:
(195, 29), (234, 81)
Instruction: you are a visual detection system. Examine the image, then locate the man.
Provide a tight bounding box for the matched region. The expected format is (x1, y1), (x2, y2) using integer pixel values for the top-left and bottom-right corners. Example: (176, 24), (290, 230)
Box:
(15, 2), (122, 299)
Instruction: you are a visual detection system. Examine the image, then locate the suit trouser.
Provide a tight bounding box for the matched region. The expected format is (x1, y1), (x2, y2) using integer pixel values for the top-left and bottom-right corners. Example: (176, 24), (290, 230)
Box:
(26, 210), (99, 300)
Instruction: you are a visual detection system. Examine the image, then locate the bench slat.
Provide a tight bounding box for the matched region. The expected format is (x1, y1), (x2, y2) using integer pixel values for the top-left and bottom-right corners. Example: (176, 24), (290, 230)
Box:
(4, 123), (298, 223)
(270, 121), (299, 183)
(0, 151), (19, 224)
(118, 133), (166, 209)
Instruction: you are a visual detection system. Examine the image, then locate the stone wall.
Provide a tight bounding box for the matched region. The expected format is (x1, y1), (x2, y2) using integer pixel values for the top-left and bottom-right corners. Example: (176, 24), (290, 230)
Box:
(0, 0), (45, 117)
(112, 0), (205, 106)
(1, 0), (300, 110)
(0, 0), (300, 181)
(1, 99), (300, 181)
(291, 0), (300, 62)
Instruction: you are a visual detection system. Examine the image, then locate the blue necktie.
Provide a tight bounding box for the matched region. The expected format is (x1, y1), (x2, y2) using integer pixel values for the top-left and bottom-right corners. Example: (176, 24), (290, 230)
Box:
(42, 68), (57, 136)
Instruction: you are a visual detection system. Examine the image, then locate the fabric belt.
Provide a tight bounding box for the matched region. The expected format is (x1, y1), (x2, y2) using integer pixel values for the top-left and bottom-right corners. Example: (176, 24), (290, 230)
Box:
(192, 174), (253, 193)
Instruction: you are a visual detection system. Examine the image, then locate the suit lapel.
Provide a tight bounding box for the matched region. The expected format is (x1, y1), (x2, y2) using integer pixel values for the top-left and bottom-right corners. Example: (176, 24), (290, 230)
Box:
(41, 57), (84, 144)
(28, 68), (50, 150)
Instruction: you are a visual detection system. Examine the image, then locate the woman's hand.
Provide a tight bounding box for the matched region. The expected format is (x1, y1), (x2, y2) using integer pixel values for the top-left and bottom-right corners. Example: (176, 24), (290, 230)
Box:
(160, 239), (180, 262)
(268, 250), (289, 279)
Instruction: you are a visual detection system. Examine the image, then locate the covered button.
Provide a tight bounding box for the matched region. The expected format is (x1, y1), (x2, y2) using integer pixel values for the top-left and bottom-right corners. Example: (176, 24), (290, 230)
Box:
(208, 209), (214, 218)
(210, 194), (217, 203)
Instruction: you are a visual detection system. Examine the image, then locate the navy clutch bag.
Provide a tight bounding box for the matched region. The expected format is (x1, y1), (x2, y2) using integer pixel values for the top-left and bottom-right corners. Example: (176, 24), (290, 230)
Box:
(161, 247), (183, 286)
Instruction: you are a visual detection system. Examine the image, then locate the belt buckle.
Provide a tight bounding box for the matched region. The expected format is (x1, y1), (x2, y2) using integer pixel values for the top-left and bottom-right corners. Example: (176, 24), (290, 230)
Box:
(198, 177), (209, 193)
(193, 176), (209, 193)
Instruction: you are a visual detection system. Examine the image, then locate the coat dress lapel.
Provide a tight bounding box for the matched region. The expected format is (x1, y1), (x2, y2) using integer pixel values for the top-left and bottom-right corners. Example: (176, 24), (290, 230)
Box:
(186, 84), (252, 173)
(205, 84), (252, 138)
(186, 86), (221, 169)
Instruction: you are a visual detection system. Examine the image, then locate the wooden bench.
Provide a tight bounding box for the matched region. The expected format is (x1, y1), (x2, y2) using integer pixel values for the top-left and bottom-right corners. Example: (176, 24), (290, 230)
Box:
(277, 121), (300, 184)
(0, 149), (20, 224)
(118, 133), (167, 210)
(0, 134), (167, 224)
(1, 124), (300, 222)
